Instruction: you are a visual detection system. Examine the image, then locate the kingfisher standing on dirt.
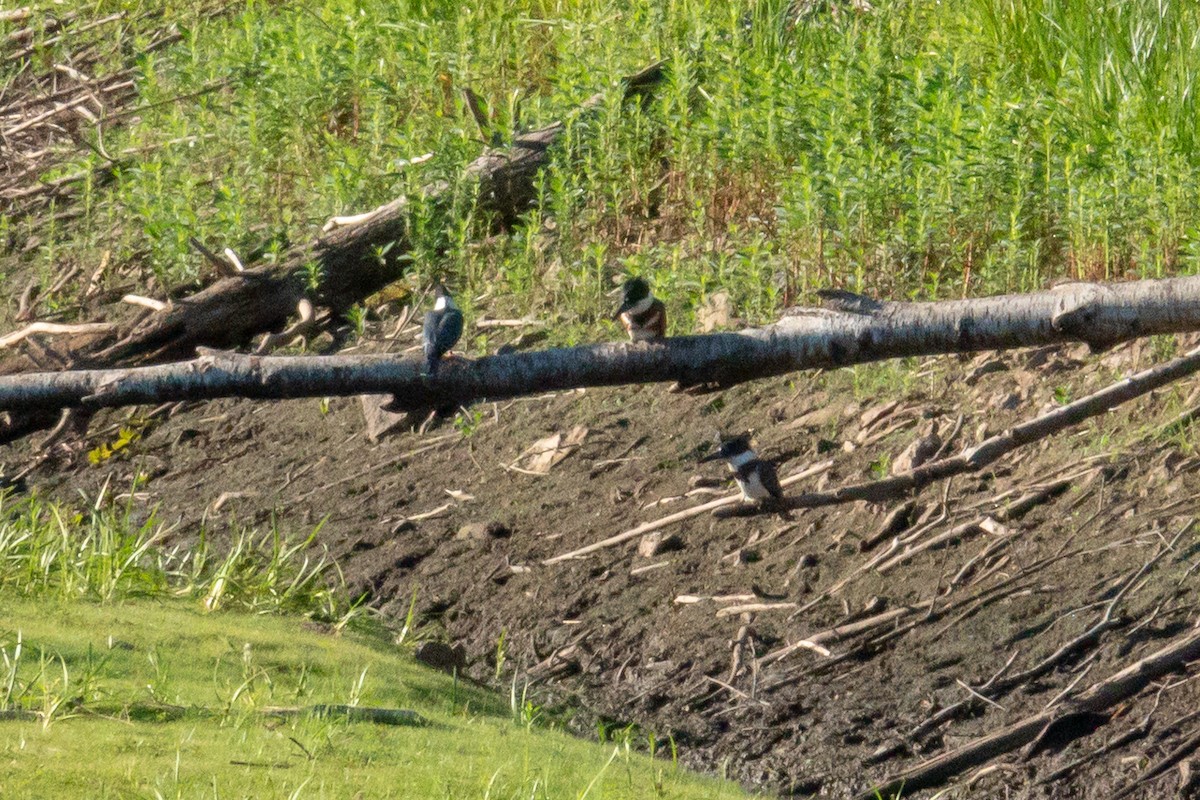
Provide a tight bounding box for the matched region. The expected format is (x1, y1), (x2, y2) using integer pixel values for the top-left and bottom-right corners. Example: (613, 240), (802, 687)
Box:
(700, 433), (785, 506)
(423, 283), (463, 376)
(615, 277), (666, 341)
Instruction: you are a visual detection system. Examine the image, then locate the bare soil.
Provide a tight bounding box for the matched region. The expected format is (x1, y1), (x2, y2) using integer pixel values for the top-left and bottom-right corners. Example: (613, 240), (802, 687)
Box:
(10, 329), (1200, 800)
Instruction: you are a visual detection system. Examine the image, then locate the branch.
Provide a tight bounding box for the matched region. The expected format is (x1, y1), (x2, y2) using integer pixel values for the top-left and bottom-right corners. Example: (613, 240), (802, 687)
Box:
(542, 460), (834, 565)
(747, 336), (1200, 514)
(7, 276), (1200, 417)
(861, 623), (1200, 799)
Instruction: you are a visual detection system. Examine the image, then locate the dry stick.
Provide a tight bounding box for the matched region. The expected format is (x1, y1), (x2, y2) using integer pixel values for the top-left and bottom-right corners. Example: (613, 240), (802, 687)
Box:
(291, 433), (457, 502)
(760, 603), (926, 666)
(874, 518), (990, 575)
(744, 344), (1200, 517)
(951, 520), (1018, 586)
(860, 623), (1200, 800)
(0, 322), (115, 349)
(715, 602), (798, 618)
(954, 460), (1108, 516)
(1036, 724), (1151, 786)
(888, 528), (1190, 784)
(1113, 728), (1200, 799)
(541, 460), (834, 564)
(788, 500), (953, 619)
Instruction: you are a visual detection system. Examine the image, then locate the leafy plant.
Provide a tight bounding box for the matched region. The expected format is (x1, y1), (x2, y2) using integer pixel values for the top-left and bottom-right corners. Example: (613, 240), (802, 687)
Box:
(87, 426), (142, 465)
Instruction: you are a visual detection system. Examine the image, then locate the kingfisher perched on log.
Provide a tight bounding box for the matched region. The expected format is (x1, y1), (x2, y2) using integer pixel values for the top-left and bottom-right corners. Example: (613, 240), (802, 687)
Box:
(700, 433), (785, 505)
(614, 277), (666, 341)
(423, 283), (463, 376)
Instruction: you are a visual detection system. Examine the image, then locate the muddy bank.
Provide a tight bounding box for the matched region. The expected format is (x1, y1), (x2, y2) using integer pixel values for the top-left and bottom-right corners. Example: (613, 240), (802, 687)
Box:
(14, 334), (1200, 799)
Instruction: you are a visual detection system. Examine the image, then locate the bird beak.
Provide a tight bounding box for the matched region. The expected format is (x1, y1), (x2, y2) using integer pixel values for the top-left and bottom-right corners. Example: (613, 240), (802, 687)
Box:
(613, 300), (634, 320)
(698, 451), (723, 464)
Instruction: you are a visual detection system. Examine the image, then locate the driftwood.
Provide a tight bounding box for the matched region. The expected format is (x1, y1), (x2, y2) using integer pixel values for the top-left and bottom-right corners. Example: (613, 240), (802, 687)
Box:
(860, 622), (1200, 799)
(8, 276), (1200, 418)
(79, 60), (666, 368)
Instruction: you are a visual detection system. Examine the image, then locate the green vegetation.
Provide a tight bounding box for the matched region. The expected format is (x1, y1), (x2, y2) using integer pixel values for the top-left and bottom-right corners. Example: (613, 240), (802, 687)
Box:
(7, 0), (1200, 339)
(0, 494), (752, 798)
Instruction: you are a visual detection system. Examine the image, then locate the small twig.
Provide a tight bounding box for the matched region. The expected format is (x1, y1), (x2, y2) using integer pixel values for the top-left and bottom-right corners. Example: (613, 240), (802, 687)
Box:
(715, 602), (798, 618)
(121, 294), (168, 312)
(701, 674), (770, 707)
(956, 678), (1005, 711)
(1043, 656), (1097, 710)
(395, 502), (453, 524)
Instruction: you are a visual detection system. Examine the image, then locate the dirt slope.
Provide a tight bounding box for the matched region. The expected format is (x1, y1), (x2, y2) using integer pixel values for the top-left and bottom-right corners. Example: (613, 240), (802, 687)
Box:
(12, 331), (1200, 799)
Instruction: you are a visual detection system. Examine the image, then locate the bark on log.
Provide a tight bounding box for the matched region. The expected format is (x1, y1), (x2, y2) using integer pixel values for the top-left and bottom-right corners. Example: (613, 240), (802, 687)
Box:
(80, 60), (667, 367)
(6, 275), (1200, 416)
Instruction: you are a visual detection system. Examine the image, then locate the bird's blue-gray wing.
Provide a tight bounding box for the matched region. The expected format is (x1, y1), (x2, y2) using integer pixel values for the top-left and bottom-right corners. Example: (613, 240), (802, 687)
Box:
(435, 308), (464, 357)
(423, 311), (440, 361)
(760, 460), (784, 499)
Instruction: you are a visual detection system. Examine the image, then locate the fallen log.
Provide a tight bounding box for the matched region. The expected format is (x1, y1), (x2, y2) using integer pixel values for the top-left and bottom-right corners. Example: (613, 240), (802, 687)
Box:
(8, 275), (1200, 427)
(55, 60), (668, 369)
(859, 622), (1200, 799)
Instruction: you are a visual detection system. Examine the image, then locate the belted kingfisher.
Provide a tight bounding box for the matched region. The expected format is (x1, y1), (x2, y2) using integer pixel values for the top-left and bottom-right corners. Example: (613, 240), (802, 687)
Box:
(615, 277), (666, 341)
(422, 283), (463, 376)
(700, 433), (785, 505)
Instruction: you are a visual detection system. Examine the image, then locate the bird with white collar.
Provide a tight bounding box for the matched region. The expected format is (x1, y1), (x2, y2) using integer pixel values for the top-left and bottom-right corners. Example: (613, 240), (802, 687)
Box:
(422, 283), (463, 376)
(614, 277), (666, 341)
(700, 433), (785, 506)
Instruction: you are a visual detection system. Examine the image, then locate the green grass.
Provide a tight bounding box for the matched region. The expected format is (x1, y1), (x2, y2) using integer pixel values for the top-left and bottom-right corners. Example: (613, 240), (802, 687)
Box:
(0, 600), (750, 799)
(0, 491), (754, 798)
(8, 0), (1200, 339)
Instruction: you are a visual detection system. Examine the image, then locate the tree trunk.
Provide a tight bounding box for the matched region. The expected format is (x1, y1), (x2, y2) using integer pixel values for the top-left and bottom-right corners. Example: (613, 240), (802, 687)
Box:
(5, 275), (1200, 416)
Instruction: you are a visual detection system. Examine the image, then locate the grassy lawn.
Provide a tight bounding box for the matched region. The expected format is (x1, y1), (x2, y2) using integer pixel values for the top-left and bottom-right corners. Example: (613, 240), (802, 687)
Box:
(0, 495), (754, 799)
(0, 600), (750, 798)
